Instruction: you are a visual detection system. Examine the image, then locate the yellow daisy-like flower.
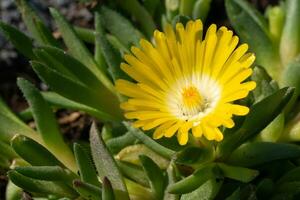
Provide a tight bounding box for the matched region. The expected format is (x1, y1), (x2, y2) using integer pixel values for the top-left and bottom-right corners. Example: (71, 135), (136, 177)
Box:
(116, 20), (256, 145)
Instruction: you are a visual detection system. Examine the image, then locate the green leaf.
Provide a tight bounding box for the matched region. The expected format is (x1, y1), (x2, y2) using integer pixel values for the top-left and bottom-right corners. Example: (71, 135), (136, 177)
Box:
(15, 0), (60, 47)
(31, 61), (122, 121)
(225, 188), (240, 200)
(17, 78), (77, 172)
(217, 87), (294, 159)
(165, 0), (180, 21)
(14, 166), (76, 184)
(90, 122), (129, 200)
(280, 0), (300, 66)
(124, 122), (175, 159)
(143, 0), (161, 16)
(107, 132), (137, 154)
(266, 4), (285, 44)
(276, 181), (300, 196)
(277, 167), (300, 184)
(102, 177), (115, 200)
(117, 160), (149, 187)
(256, 179), (274, 200)
(8, 170), (77, 198)
(99, 6), (143, 48)
(11, 134), (61, 166)
(139, 155), (165, 199)
(228, 142), (300, 167)
(0, 22), (35, 59)
(181, 179), (223, 200)
(164, 162), (179, 200)
(281, 56), (300, 115)
(192, 0), (212, 21)
(225, 0), (280, 79)
(217, 163), (258, 183)
(41, 92), (114, 121)
(117, 144), (169, 169)
(74, 143), (100, 187)
(117, 0), (156, 38)
(0, 140), (18, 159)
(49, 8), (114, 91)
(251, 66), (278, 103)
(73, 180), (102, 200)
(168, 163), (220, 194)
(74, 26), (95, 44)
(95, 12), (128, 81)
(180, 0), (196, 16)
(0, 97), (39, 143)
(5, 180), (22, 200)
(175, 146), (214, 168)
(34, 46), (106, 90)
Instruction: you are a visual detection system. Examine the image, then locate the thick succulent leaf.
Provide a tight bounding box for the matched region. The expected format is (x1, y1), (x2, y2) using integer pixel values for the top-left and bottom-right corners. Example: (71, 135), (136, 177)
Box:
(275, 181), (300, 196)
(217, 87), (294, 159)
(74, 26), (95, 44)
(251, 66), (278, 103)
(281, 56), (300, 115)
(256, 179), (274, 200)
(49, 8), (113, 91)
(280, 0), (300, 66)
(277, 167), (300, 184)
(8, 170), (77, 198)
(217, 163), (258, 183)
(168, 163), (220, 194)
(0, 97), (39, 143)
(179, 0), (196, 16)
(90, 122), (129, 200)
(0, 22), (35, 59)
(74, 143), (101, 187)
(117, 0), (156, 38)
(11, 135), (62, 166)
(14, 166), (76, 184)
(225, 0), (280, 79)
(139, 155), (165, 199)
(117, 144), (169, 169)
(228, 142), (300, 167)
(102, 177), (115, 200)
(31, 61), (122, 121)
(73, 180), (102, 200)
(95, 12), (128, 81)
(175, 146), (214, 168)
(124, 122), (175, 159)
(42, 92), (114, 121)
(99, 6), (143, 48)
(0, 140), (17, 159)
(192, 0), (212, 21)
(181, 179), (223, 200)
(17, 78), (77, 172)
(106, 132), (137, 154)
(5, 180), (22, 200)
(15, 0), (61, 47)
(164, 162), (179, 200)
(34, 46), (106, 90)
(117, 160), (149, 187)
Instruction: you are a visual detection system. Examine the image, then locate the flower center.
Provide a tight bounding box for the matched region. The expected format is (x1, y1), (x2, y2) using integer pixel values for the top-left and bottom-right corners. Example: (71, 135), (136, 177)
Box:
(167, 75), (221, 121)
(182, 86), (203, 109)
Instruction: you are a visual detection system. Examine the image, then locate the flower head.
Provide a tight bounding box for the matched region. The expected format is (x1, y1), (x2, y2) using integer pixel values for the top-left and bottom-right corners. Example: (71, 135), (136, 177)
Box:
(116, 20), (256, 145)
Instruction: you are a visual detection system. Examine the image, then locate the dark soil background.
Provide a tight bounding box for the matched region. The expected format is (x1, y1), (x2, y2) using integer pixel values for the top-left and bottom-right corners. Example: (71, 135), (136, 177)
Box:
(0, 0), (279, 199)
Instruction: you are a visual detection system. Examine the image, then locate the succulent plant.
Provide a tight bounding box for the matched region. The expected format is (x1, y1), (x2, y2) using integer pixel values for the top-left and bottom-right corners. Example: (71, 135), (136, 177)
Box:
(0, 0), (300, 199)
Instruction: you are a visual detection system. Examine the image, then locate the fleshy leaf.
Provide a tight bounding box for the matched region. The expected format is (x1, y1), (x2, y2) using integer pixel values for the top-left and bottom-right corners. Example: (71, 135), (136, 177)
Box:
(228, 142), (300, 167)
(74, 143), (101, 187)
(90, 122), (129, 200)
(139, 155), (166, 199)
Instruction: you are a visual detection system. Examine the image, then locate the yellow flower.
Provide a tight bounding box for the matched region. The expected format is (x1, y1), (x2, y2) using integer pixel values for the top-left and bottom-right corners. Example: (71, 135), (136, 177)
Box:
(116, 20), (256, 145)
